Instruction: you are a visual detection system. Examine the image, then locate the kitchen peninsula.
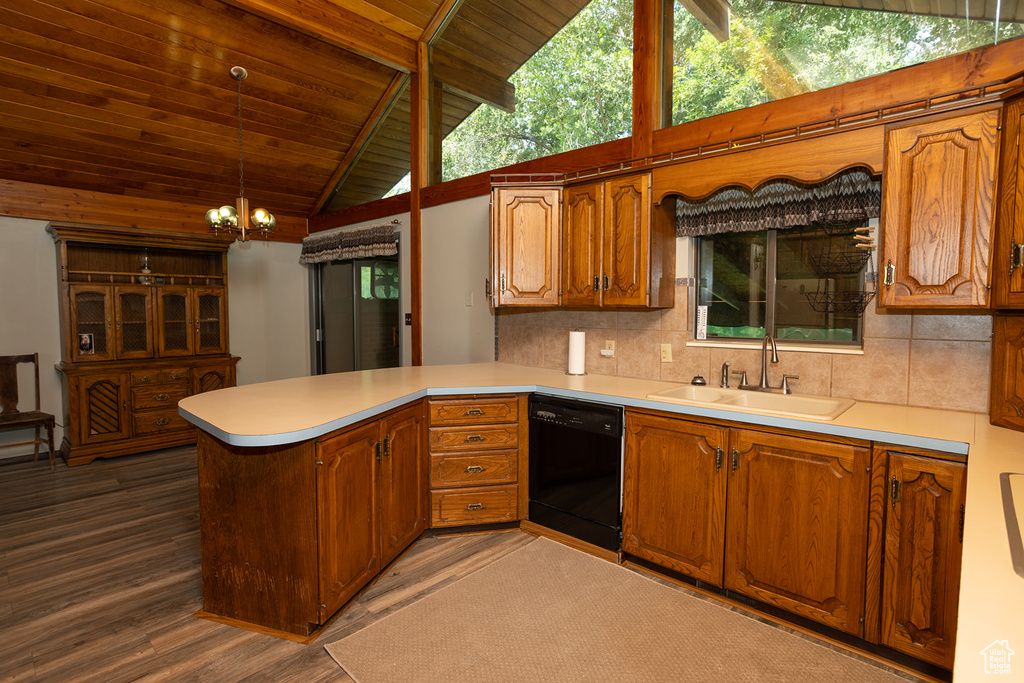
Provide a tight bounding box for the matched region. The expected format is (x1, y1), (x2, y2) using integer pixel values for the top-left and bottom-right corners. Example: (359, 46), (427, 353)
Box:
(179, 362), (1024, 681)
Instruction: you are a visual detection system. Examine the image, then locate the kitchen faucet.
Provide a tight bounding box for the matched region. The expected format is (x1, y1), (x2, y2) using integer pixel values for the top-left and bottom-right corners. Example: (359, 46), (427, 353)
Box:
(735, 334), (799, 394)
(760, 334), (779, 390)
(720, 361), (731, 388)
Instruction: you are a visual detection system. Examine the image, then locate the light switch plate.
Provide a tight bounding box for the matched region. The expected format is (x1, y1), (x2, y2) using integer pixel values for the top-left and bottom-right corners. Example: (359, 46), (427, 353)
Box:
(660, 343), (672, 363)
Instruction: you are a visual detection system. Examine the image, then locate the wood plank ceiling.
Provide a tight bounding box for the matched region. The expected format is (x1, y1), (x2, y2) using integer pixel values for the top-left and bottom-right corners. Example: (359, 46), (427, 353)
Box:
(0, 0), (589, 224)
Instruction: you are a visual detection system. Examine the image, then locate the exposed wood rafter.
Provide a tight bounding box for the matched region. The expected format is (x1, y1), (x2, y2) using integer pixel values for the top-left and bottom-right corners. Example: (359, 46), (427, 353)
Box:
(433, 47), (516, 112)
(219, 0), (418, 72)
(679, 0), (731, 42)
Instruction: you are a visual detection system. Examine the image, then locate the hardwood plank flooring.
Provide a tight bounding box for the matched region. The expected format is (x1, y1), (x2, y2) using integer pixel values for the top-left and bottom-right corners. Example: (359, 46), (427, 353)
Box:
(0, 447), (533, 682)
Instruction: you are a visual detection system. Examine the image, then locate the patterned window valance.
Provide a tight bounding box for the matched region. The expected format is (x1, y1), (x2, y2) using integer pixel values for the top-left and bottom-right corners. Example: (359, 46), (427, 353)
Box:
(299, 220), (400, 264)
(675, 167), (881, 237)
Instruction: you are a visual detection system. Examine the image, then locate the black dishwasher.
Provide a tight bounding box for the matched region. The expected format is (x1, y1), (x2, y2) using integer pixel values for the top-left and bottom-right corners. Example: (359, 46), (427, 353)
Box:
(528, 394), (623, 551)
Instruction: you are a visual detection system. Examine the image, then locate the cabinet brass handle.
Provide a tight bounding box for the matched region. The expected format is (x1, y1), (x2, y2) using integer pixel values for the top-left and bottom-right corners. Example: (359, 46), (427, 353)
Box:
(139, 375), (152, 383)
(154, 417), (172, 426)
(465, 465), (485, 473)
(464, 408), (484, 416)
(465, 435), (485, 443)
(171, 373), (185, 380)
(466, 503), (485, 511)
(153, 393), (170, 402)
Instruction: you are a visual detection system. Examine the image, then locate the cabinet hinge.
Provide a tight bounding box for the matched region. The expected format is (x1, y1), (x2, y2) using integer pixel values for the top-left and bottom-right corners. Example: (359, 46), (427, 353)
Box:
(383, 436), (390, 458)
(888, 476), (901, 509)
(374, 441), (382, 462)
(730, 448), (739, 472)
(1010, 241), (1024, 277)
(883, 260), (896, 288)
(959, 504), (965, 543)
(715, 447), (724, 471)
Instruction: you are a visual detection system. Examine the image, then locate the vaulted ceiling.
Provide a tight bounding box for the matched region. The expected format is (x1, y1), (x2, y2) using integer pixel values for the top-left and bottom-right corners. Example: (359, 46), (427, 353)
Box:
(0, 0), (589, 223)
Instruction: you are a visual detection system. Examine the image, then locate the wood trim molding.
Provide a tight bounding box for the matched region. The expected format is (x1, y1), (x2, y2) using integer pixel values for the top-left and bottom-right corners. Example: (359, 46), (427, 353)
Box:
(409, 42), (430, 366)
(0, 179), (308, 242)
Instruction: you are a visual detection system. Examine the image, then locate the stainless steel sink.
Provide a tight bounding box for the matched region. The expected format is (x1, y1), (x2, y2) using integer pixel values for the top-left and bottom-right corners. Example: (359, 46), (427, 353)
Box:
(647, 384), (855, 421)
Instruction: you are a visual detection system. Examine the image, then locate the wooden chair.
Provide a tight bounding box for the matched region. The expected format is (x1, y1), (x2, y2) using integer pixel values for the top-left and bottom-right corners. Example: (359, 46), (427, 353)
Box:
(0, 354), (56, 470)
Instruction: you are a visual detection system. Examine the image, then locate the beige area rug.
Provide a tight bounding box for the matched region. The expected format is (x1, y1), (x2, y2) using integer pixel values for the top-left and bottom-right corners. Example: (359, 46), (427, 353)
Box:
(325, 537), (911, 682)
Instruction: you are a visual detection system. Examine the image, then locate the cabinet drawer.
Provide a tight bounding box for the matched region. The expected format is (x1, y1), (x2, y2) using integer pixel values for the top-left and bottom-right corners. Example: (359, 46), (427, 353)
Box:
(133, 409), (191, 435)
(132, 368), (188, 386)
(132, 384), (188, 410)
(428, 425), (518, 452)
(430, 451), (518, 488)
(430, 485), (518, 527)
(429, 397), (518, 425)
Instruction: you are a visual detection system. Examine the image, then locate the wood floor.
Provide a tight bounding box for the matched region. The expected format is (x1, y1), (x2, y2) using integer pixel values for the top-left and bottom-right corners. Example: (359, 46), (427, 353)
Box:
(0, 447), (534, 682)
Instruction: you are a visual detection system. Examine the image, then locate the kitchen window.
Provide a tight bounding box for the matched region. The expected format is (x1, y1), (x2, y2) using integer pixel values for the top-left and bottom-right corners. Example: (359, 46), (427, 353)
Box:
(695, 223), (869, 346)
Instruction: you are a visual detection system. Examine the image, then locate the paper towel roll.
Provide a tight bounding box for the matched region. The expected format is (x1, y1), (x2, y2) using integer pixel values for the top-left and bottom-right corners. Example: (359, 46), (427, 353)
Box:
(567, 330), (586, 375)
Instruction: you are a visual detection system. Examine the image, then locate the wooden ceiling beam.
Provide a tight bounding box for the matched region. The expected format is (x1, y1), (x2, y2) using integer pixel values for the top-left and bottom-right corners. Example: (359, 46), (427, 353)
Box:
(432, 46), (516, 113)
(423, 0), (464, 43)
(678, 0), (731, 42)
(311, 73), (409, 216)
(218, 0), (418, 73)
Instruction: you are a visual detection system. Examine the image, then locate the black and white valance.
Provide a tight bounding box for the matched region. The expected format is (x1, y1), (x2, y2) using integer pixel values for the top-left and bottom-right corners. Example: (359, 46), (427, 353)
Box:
(299, 220), (400, 264)
(675, 167), (881, 237)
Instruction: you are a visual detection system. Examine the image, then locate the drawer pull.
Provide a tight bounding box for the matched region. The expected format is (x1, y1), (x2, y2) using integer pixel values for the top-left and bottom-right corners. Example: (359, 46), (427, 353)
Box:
(139, 375), (152, 383)
(154, 417), (172, 426)
(171, 372), (185, 380)
(464, 465), (485, 473)
(464, 435), (485, 443)
(464, 409), (484, 416)
(153, 393), (170, 402)
(466, 503), (485, 511)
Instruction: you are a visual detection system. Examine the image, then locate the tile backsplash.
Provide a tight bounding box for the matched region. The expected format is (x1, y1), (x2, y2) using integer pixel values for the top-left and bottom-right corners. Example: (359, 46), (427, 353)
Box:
(496, 283), (993, 413)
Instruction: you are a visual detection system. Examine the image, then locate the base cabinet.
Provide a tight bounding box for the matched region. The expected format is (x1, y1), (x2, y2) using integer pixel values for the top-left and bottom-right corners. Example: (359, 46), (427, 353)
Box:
(624, 410), (964, 665)
(427, 395), (525, 527)
(198, 401), (425, 637)
(880, 450), (966, 670)
(725, 429), (870, 637)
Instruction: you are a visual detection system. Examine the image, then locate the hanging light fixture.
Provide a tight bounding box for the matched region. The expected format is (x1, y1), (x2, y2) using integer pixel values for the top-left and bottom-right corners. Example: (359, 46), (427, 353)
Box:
(206, 66), (276, 241)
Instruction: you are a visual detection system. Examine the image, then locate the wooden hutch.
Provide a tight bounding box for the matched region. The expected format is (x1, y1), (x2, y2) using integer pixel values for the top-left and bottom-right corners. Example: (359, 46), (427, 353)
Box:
(49, 224), (239, 466)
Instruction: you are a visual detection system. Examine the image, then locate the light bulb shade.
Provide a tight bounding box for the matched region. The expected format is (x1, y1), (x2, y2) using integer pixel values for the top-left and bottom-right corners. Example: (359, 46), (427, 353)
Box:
(205, 208), (221, 228)
(250, 208), (276, 231)
(217, 205), (238, 228)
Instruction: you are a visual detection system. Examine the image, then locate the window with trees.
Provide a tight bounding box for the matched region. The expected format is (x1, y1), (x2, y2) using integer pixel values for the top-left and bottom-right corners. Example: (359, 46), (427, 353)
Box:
(669, 0), (1024, 126)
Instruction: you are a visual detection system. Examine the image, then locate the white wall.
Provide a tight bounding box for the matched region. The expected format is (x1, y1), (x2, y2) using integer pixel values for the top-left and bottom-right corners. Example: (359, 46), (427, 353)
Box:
(227, 239), (311, 385)
(421, 195), (495, 365)
(0, 217), (66, 455)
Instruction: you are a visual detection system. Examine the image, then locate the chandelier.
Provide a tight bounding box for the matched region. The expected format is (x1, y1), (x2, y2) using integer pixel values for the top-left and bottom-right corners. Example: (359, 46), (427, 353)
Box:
(205, 66), (276, 241)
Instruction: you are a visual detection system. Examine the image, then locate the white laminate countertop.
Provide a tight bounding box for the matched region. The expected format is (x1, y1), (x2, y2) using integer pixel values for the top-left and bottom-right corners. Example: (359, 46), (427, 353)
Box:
(177, 361), (1024, 681)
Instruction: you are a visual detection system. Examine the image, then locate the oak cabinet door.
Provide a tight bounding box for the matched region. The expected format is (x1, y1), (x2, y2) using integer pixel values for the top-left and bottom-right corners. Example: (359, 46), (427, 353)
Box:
(881, 453), (965, 669)
(194, 287), (228, 355)
(379, 404), (425, 566)
(69, 285), (115, 362)
(879, 107), (1000, 308)
(157, 287), (194, 357)
(317, 423), (380, 622)
(622, 412), (728, 584)
(603, 174), (651, 307)
(562, 182), (604, 306)
(77, 372), (131, 445)
(991, 314), (1024, 431)
(493, 187), (561, 306)
(113, 286), (155, 360)
(724, 429), (870, 636)
(993, 95), (1024, 307)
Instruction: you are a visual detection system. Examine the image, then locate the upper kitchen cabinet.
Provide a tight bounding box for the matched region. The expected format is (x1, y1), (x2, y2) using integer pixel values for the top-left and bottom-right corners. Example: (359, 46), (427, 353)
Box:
(878, 105), (1001, 308)
(993, 94), (1024, 308)
(491, 186), (562, 306)
(492, 173), (675, 309)
(562, 174), (675, 308)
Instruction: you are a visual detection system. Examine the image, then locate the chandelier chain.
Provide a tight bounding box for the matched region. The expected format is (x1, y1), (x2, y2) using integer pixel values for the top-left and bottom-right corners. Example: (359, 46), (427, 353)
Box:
(237, 74), (244, 201)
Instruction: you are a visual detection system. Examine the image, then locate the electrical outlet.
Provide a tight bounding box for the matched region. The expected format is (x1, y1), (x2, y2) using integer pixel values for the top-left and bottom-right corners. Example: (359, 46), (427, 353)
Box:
(660, 343), (673, 363)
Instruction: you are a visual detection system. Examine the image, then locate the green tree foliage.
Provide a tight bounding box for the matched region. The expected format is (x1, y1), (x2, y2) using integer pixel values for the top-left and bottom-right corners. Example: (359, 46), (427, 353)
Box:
(441, 0), (634, 181)
(438, 0), (1024, 184)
